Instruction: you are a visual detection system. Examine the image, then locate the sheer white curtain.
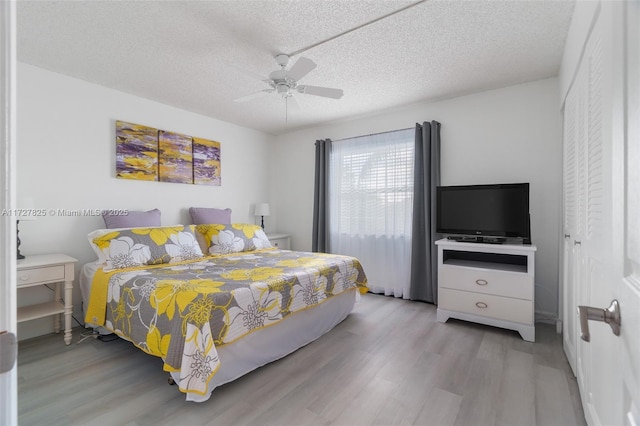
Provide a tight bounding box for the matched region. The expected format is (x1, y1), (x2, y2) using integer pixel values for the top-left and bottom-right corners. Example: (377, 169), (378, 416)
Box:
(329, 129), (414, 298)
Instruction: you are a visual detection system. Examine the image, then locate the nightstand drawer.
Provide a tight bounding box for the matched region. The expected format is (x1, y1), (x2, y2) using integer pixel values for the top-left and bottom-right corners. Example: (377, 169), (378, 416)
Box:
(271, 238), (289, 249)
(267, 233), (291, 250)
(17, 265), (66, 286)
(439, 266), (533, 300)
(438, 288), (533, 325)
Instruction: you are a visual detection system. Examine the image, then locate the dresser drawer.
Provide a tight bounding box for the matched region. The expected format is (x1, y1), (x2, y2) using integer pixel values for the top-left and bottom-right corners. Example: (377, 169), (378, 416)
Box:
(17, 265), (66, 286)
(439, 266), (533, 300)
(438, 288), (533, 325)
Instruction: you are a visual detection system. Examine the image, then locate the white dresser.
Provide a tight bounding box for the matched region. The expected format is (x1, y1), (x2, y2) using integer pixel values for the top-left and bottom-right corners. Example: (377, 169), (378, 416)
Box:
(435, 238), (536, 342)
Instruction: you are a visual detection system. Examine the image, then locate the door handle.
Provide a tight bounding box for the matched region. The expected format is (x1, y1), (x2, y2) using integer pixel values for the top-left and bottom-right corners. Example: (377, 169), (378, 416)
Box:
(577, 299), (621, 342)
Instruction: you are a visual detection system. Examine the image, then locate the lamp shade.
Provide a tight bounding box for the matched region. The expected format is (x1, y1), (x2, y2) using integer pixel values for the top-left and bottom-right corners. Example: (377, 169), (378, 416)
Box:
(254, 203), (270, 217)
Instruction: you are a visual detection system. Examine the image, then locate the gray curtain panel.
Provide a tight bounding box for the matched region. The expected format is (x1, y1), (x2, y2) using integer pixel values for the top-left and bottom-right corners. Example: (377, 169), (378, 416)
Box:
(409, 121), (441, 303)
(312, 139), (332, 252)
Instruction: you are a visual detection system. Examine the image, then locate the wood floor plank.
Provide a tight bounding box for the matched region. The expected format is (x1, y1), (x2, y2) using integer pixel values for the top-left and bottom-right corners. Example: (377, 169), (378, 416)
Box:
(495, 349), (536, 426)
(476, 327), (510, 363)
(453, 357), (504, 426)
(413, 387), (463, 426)
(305, 350), (388, 421)
(371, 395), (415, 426)
(17, 294), (586, 426)
(331, 375), (397, 425)
(535, 364), (585, 426)
(391, 351), (445, 414)
(372, 351), (445, 425)
(243, 347), (369, 425)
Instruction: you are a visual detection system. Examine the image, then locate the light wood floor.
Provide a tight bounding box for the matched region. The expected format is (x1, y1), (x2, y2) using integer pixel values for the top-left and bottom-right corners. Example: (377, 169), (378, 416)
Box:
(18, 294), (585, 426)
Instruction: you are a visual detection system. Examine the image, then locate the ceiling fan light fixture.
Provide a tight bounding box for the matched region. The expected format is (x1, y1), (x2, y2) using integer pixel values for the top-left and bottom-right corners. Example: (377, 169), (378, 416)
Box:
(276, 83), (291, 97)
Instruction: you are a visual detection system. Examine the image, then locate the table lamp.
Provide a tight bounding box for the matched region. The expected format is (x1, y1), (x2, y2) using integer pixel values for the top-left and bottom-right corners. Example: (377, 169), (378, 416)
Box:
(254, 203), (270, 230)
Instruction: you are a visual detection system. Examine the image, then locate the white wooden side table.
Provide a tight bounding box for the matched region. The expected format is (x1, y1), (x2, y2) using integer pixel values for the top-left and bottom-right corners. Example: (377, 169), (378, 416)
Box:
(16, 254), (77, 345)
(266, 233), (291, 250)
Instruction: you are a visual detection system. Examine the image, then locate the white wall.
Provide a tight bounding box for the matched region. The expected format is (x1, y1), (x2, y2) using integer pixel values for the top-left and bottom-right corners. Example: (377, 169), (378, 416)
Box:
(17, 63), (273, 339)
(270, 78), (563, 319)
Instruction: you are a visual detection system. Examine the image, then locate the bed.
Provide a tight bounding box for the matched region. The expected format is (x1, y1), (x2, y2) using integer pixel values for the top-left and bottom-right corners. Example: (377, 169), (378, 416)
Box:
(80, 223), (368, 402)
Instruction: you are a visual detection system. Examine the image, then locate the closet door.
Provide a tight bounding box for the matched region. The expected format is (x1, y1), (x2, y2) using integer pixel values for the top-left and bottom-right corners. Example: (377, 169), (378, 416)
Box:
(563, 3), (640, 424)
(562, 0), (607, 410)
(562, 74), (579, 375)
(578, 13), (613, 420)
(563, 41), (589, 381)
(573, 58), (589, 395)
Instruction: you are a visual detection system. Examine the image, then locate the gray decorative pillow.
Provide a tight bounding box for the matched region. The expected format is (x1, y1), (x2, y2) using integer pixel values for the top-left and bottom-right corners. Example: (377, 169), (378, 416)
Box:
(102, 208), (161, 229)
(189, 207), (232, 225)
(194, 223), (272, 255)
(88, 225), (204, 271)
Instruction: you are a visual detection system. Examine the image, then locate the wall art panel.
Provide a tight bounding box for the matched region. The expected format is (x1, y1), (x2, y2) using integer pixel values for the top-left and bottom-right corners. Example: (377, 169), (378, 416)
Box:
(193, 137), (221, 186)
(158, 130), (193, 184)
(116, 120), (158, 181)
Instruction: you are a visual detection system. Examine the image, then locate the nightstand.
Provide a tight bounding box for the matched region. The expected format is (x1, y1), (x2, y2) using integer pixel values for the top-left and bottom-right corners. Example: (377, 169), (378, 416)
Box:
(266, 233), (291, 250)
(17, 254), (77, 345)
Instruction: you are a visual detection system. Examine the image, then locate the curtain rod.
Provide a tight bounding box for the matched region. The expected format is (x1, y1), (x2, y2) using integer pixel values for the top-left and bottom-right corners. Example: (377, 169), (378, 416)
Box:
(332, 126), (414, 143)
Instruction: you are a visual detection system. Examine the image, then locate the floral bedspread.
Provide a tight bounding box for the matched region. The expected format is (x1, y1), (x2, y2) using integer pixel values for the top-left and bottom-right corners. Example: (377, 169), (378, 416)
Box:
(85, 249), (367, 398)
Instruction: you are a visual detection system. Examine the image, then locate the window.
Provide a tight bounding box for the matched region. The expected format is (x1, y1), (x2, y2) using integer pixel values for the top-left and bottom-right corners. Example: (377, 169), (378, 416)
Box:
(329, 128), (414, 298)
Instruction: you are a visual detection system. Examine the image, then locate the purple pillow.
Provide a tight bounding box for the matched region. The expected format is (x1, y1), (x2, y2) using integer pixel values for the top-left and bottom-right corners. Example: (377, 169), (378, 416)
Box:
(102, 208), (161, 229)
(189, 207), (232, 225)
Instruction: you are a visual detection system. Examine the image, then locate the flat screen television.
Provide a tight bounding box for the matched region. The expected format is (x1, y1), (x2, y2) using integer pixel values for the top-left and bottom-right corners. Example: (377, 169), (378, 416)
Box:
(436, 183), (531, 244)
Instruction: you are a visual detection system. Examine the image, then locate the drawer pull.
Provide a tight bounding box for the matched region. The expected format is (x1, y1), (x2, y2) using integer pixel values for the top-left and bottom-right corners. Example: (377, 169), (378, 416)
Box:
(475, 302), (488, 309)
(19, 275), (30, 281)
(475, 279), (488, 286)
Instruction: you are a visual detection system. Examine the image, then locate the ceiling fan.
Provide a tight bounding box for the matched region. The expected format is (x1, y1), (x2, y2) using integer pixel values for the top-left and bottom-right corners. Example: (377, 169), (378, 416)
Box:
(233, 54), (344, 103)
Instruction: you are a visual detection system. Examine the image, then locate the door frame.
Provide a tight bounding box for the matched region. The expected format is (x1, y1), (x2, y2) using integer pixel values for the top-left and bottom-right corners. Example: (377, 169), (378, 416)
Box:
(0, 0), (18, 424)
(618, 0), (640, 422)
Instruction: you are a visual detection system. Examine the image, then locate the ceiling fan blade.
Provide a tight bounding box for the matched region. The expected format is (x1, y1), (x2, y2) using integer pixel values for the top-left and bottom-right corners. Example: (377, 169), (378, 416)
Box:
(287, 57), (316, 81)
(233, 89), (274, 102)
(297, 85), (343, 99)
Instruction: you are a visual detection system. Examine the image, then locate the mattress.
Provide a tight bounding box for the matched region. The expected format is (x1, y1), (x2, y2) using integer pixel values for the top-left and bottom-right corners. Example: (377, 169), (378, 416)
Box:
(80, 250), (366, 401)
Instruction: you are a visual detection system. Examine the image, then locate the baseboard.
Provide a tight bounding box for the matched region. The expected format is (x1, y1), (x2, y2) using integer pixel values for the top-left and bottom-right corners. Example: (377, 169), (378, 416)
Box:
(535, 310), (562, 333)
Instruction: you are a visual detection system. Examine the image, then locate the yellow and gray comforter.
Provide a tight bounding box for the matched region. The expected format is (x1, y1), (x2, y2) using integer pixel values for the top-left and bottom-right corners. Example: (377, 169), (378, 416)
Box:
(85, 249), (367, 398)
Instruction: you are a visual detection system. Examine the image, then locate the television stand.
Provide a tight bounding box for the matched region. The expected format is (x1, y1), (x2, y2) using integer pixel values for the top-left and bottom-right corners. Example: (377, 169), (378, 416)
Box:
(436, 238), (537, 342)
(446, 235), (506, 244)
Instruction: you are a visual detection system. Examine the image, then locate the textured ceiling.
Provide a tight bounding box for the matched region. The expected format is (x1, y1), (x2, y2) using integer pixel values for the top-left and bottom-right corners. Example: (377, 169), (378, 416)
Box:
(17, 0), (575, 135)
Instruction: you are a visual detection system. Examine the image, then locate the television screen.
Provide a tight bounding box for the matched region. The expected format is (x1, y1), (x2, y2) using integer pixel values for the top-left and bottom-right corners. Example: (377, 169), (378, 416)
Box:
(436, 183), (530, 243)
